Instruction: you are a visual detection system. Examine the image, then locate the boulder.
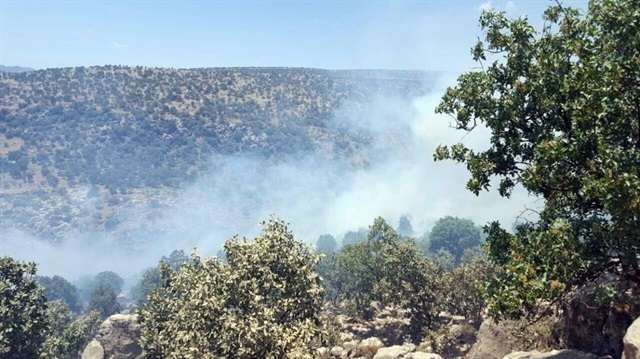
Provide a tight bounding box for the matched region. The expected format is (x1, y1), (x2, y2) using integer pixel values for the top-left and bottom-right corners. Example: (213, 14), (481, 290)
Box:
(622, 316), (640, 359)
(405, 352), (442, 359)
(357, 337), (385, 357)
(373, 343), (414, 359)
(503, 349), (609, 359)
(344, 339), (360, 352)
(316, 347), (330, 358)
(561, 274), (640, 357)
(82, 313), (143, 359)
(330, 345), (345, 357)
(467, 319), (516, 359)
(81, 339), (105, 359)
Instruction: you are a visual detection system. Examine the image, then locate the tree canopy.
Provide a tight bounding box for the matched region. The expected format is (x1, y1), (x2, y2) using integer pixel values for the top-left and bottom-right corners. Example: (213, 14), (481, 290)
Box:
(426, 216), (484, 265)
(137, 218), (326, 358)
(36, 275), (82, 314)
(316, 234), (337, 255)
(435, 0), (640, 319)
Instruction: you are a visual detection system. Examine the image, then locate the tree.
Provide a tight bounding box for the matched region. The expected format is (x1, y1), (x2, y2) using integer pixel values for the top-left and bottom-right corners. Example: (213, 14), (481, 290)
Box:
(316, 234), (337, 255)
(397, 215), (414, 238)
(36, 275), (82, 314)
(92, 271), (124, 294)
(341, 228), (368, 247)
(377, 236), (448, 342)
(336, 218), (398, 312)
(160, 249), (189, 271)
(435, 0), (640, 319)
(0, 256), (48, 358)
(87, 283), (121, 319)
(129, 267), (163, 306)
(427, 216), (484, 266)
(138, 218), (326, 358)
(335, 218), (450, 341)
(130, 249), (190, 306)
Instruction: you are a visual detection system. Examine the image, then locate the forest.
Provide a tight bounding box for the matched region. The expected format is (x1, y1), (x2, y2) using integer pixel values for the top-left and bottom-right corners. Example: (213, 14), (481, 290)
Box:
(1, 1), (639, 358)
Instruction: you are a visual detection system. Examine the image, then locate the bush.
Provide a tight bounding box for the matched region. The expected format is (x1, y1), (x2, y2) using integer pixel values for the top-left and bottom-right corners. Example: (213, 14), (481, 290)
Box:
(93, 271), (124, 294)
(87, 283), (121, 319)
(0, 256), (49, 358)
(36, 275), (82, 314)
(39, 301), (101, 359)
(130, 249), (189, 306)
(138, 217), (326, 358)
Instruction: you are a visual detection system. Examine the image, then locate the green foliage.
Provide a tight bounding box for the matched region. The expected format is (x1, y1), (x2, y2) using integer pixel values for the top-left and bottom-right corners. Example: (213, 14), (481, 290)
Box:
(332, 218), (451, 342)
(315, 252), (341, 303)
(336, 217), (398, 311)
(160, 249), (189, 271)
(341, 228), (369, 247)
(316, 234), (337, 255)
(376, 236), (448, 342)
(36, 275), (82, 314)
(427, 216), (484, 266)
(92, 271), (124, 294)
(130, 250), (190, 306)
(130, 267), (163, 306)
(138, 217), (326, 358)
(397, 215), (414, 238)
(444, 255), (498, 327)
(0, 256), (48, 358)
(87, 284), (121, 319)
(435, 0), (640, 320)
(39, 302), (101, 359)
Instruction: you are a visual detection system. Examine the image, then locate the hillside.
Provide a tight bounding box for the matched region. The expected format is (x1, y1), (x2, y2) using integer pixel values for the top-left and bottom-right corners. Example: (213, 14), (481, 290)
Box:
(0, 66), (437, 240)
(0, 65), (35, 73)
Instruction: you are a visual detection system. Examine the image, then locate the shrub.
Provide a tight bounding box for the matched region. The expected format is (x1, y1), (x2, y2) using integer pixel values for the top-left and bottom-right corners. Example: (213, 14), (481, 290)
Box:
(0, 256), (48, 358)
(138, 217), (326, 358)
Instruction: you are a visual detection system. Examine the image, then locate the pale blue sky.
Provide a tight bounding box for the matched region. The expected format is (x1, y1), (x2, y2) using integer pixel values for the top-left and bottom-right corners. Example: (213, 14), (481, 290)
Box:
(1, 0), (587, 71)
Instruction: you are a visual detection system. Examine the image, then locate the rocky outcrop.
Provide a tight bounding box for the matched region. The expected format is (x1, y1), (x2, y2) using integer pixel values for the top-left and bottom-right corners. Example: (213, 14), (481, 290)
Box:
(561, 275), (640, 357)
(320, 338), (441, 359)
(622, 317), (640, 359)
(336, 304), (410, 346)
(81, 314), (143, 359)
(372, 343), (415, 359)
(503, 349), (609, 359)
(466, 319), (516, 359)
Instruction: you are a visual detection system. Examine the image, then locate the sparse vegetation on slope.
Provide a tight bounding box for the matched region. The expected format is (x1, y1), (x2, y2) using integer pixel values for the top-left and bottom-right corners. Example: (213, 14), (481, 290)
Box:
(0, 66), (435, 239)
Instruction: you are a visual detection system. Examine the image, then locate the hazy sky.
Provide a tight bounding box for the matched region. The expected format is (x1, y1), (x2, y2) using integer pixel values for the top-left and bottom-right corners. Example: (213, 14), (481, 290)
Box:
(1, 0), (587, 71)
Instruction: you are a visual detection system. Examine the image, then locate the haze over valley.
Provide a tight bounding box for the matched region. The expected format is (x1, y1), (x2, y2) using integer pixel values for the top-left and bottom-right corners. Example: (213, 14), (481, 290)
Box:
(0, 65), (534, 278)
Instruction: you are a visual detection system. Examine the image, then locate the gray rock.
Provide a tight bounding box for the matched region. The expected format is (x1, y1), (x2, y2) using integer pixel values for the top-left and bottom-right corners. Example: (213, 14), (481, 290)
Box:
(344, 339), (360, 351)
(622, 317), (640, 359)
(503, 349), (609, 359)
(360, 337), (384, 349)
(316, 347), (330, 357)
(405, 352), (443, 359)
(81, 339), (104, 359)
(357, 337), (385, 357)
(83, 314), (143, 359)
(450, 315), (466, 325)
(467, 319), (516, 359)
(561, 274), (640, 357)
(373, 344), (414, 359)
(331, 345), (345, 357)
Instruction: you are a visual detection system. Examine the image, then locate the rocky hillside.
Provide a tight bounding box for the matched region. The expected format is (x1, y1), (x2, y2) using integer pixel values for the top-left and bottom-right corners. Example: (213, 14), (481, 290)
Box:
(0, 66), (437, 239)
